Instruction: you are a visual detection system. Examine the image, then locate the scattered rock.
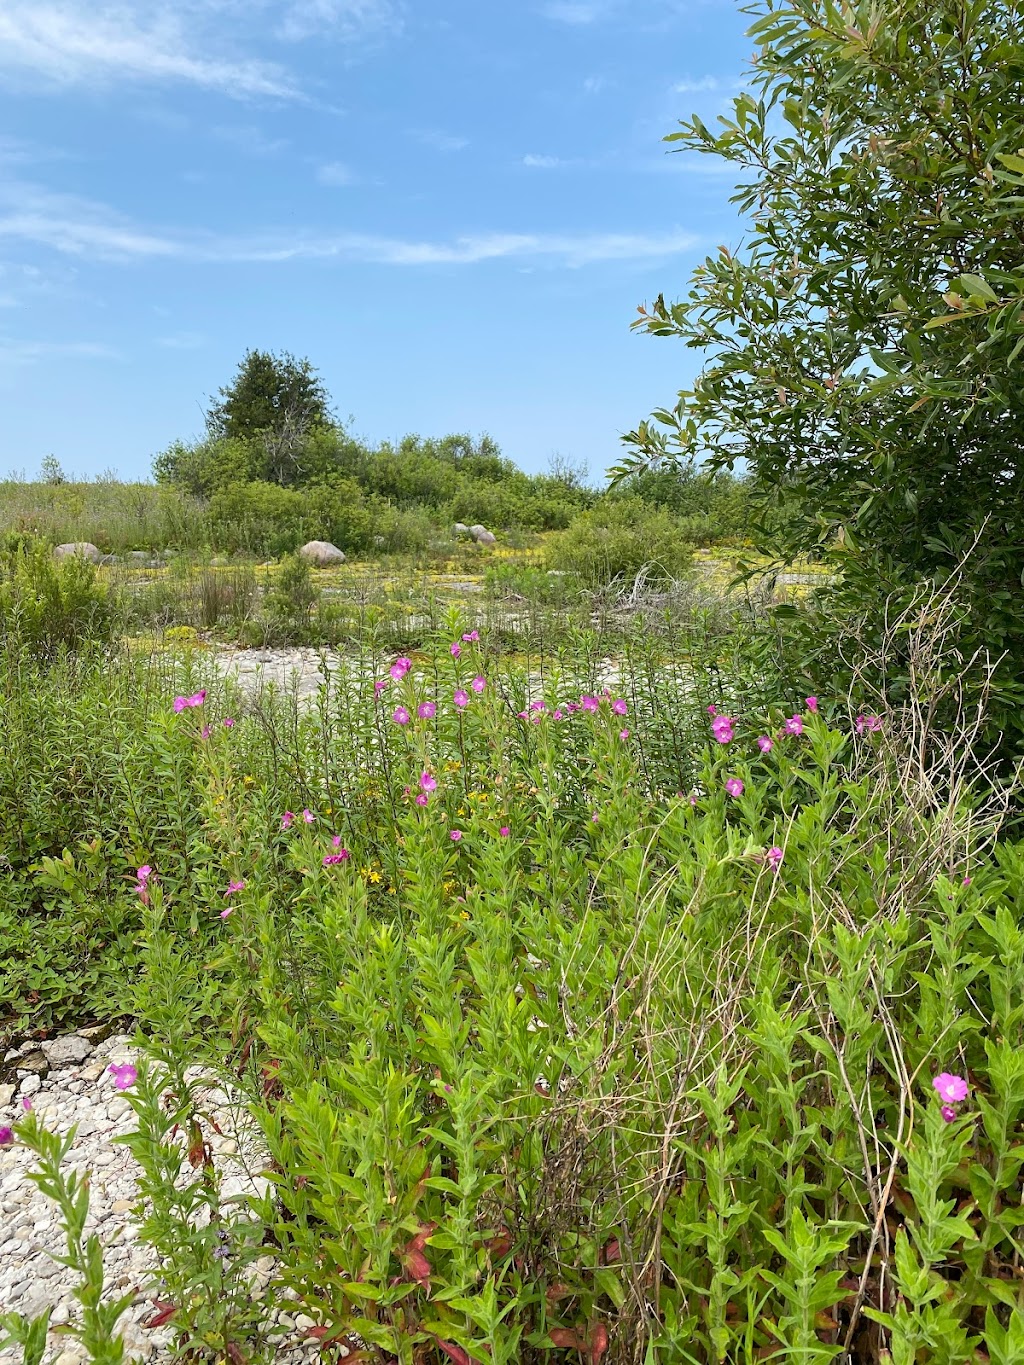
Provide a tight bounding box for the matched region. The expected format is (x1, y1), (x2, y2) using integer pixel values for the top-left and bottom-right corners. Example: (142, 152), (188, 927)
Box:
(52, 543), (102, 564)
(14, 1050), (48, 1076)
(17, 1074), (41, 1098)
(469, 524), (497, 547)
(41, 1036), (94, 1067)
(0, 1084), (14, 1107)
(452, 522), (471, 537)
(297, 540), (346, 566)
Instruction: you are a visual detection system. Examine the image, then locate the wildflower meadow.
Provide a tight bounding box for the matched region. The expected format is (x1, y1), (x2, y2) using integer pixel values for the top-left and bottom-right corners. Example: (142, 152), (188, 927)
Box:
(2, 592), (1024, 1363)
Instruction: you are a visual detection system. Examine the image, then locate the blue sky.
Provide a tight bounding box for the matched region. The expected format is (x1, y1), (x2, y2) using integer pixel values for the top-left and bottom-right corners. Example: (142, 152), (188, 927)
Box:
(0, 0), (751, 482)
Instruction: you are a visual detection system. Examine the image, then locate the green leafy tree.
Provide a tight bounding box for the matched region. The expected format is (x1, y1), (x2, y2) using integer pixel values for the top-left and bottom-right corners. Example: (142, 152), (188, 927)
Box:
(618, 0), (1024, 753)
(206, 350), (333, 486)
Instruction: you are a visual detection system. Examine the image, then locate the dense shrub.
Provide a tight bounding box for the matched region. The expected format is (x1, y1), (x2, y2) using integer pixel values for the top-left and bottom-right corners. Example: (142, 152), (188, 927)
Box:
(548, 496), (692, 588)
(0, 541), (113, 657)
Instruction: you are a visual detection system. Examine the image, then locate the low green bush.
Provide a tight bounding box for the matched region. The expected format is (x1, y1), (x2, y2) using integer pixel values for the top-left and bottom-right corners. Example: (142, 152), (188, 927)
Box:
(548, 497), (693, 589)
(0, 540), (113, 658)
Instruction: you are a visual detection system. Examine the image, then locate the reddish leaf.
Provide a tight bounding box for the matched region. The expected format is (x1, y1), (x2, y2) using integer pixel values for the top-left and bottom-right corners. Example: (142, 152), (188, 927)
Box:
(600, 1239), (620, 1265)
(434, 1340), (472, 1365)
(549, 1328), (585, 1351)
(225, 1343), (249, 1364)
(587, 1323), (609, 1363)
(485, 1232), (512, 1259)
(545, 1282), (572, 1305)
(401, 1247), (432, 1289)
(144, 1300), (177, 1329)
(406, 1221), (438, 1253)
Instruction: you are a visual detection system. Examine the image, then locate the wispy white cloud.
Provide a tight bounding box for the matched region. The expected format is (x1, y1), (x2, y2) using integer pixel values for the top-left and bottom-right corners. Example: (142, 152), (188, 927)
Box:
(212, 124), (290, 156)
(541, 1), (609, 23)
(0, 3), (302, 99)
(273, 0), (402, 42)
(316, 160), (356, 186)
(522, 154), (567, 169)
(0, 335), (118, 365)
(0, 0), (401, 100)
(411, 129), (469, 153)
(0, 181), (698, 267)
(156, 331), (206, 349)
(673, 75), (723, 94)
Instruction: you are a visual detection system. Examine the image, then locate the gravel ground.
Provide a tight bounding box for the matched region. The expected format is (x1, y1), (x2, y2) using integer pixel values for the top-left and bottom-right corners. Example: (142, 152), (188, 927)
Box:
(0, 1030), (327, 1365)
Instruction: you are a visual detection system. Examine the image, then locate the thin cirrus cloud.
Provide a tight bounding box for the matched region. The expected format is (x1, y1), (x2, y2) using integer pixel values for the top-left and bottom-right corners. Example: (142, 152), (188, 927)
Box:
(0, 182), (697, 268)
(0, 0), (401, 100)
(0, 336), (119, 365)
(316, 160), (357, 186)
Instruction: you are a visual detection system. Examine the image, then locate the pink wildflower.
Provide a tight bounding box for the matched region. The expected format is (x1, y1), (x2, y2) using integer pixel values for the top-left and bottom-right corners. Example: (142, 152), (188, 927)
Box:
(415, 793), (429, 807)
(374, 678), (389, 695)
(223, 880), (246, 897)
(784, 715), (804, 736)
(711, 715), (735, 744)
(688, 794), (698, 807)
(418, 701), (437, 720)
(566, 702), (579, 714)
(757, 735), (773, 753)
(725, 777), (744, 798)
(553, 709), (563, 720)
(462, 630), (479, 642)
(619, 729), (629, 740)
(173, 696), (188, 713)
(420, 770), (438, 793)
(517, 710), (528, 719)
(581, 695), (599, 712)
(933, 1073), (968, 1104)
(393, 706), (410, 725)
(302, 809), (314, 824)
(0, 1127), (13, 1147)
(531, 700), (547, 712)
(450, 643), (461, 658)
(856, 714), (882, 734)
(322, 852), (349, 865)
(331, 834), (344, 848)
(940, 1104), (957, 1123)
(220, 906), (233, 919)
(201, 725), (212, 740)
(450, 829), (462, 842)
(390, 657), (412, 681)
(766, 846), (784, 869)
(707, 705), (717, 716)
(21, 1095), (32, 1112)
(805, 696), (818, 713)
(591, 811), (599, 822)
(471, 676), (486, 693)
(108, 1063), (138, 1091)
(611, 699), (628, 716)
(962, 875), (972, 887)
(223, 717), (235, 728)
(281, 811), (295, 830)
(499, 826), (510, 837)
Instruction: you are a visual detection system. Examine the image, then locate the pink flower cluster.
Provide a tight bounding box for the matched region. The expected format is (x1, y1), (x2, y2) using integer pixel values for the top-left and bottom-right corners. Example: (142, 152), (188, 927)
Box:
(173, 690), (206, 713)
(132, 864), (153, 905)
(109, 1062), (138, 1091)
(856, 714), (882, 735)
(933, 1072), (968, 1123)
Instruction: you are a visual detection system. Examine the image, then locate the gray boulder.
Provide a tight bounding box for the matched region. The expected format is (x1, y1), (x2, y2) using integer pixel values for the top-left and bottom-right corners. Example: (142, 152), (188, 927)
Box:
(53, 542), (102, 564)
(298, 540), (346, 566)
(469, 524), (497, 547)
(452, 522), (471, 537)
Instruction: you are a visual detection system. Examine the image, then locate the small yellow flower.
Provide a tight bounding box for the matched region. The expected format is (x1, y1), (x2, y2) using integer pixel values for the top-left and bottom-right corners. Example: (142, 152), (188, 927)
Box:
(369, 870), (382, 884)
